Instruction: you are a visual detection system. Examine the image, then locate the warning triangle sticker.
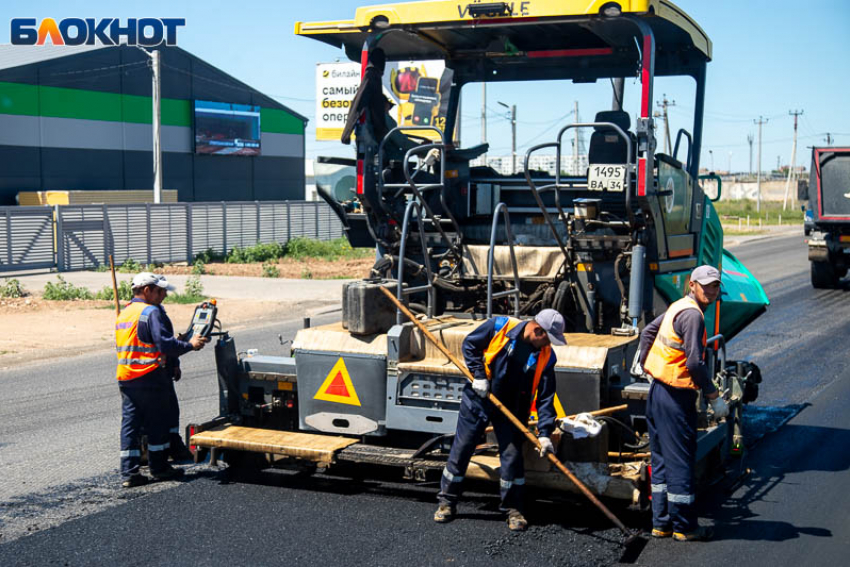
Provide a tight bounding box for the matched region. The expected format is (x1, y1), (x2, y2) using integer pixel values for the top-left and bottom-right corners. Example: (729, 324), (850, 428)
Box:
(314, 357), (361, 406)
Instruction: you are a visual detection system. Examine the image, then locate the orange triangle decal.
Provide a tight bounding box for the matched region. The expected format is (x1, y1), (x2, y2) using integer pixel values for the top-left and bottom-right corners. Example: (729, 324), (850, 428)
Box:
(314, 357), (361, 406)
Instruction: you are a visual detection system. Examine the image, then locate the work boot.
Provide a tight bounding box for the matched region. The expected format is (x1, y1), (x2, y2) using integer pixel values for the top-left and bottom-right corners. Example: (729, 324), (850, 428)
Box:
(139, 435), (149, 467)
(169, 435), (194, 463)
(507, 511), (528, 532)
(673, 526), (714, 542)
(151, 465), (185, 482)
(651, 526), (673, 538)
(121, 474), (151, 489)
(433, 503), (455, 523)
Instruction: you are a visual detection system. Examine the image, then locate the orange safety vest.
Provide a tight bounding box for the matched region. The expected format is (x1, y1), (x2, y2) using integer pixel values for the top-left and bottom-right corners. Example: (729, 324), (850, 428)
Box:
(643, 296), (706, 390)
(482, 317), (552, 410)
(115, 301), (163, 382)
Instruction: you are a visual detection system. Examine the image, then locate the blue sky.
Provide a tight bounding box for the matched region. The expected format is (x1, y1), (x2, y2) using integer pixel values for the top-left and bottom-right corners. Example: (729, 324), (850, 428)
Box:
(3, 1), (849, 172)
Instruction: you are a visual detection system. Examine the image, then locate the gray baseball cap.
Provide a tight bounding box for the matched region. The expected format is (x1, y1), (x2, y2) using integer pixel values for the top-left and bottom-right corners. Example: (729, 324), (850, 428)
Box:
(690, 265), (721, 285)
(534, 309), (567, 346)
(131, 272), (175, 291)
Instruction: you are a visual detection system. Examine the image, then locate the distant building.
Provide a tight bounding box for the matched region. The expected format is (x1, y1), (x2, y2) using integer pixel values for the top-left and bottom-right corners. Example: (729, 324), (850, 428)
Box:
(0, 45), (307, 205)
(471, 154), (588, 176)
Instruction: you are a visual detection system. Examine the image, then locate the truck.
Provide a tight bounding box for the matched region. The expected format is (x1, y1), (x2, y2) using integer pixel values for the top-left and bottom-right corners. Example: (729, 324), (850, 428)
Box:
(189, 0), (769, 509)
(799, 147), (850, 288)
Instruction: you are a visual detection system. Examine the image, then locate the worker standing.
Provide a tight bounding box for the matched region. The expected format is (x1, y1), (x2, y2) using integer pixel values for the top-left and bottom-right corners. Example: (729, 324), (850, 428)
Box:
(434, 310), (566, 531)
(639, 265), (729, 541)
(116, 272), (208, 487)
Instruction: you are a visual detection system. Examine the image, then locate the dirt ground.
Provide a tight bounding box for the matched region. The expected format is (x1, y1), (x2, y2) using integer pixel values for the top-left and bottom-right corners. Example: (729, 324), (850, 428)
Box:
(0, 296), (312, 369)
(158, 257), (373, 279)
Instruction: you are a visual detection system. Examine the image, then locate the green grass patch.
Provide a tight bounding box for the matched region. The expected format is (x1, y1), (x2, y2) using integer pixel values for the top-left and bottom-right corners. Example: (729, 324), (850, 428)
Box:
(194, 238), (371, 266)
(713, 200), (804, 226)
(43, 276), (94, 300)
(284, 237), (371, 261)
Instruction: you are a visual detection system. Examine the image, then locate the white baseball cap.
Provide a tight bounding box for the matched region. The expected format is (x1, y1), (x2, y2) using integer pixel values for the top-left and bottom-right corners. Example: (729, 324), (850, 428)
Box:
(131, 272), (175, 291)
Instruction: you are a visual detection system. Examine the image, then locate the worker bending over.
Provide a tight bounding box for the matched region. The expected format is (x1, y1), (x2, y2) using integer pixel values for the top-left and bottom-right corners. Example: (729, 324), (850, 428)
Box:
(435, 310), (566, 531)
(115, 272), (208, 488)
(639, 265), (729, 541)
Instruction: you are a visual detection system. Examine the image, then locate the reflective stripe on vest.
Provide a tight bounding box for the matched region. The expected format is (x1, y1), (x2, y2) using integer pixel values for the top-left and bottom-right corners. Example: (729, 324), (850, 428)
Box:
(643, 296), (706, 390)
(482, 317), (552, 411)
(115, 301), (162, 382)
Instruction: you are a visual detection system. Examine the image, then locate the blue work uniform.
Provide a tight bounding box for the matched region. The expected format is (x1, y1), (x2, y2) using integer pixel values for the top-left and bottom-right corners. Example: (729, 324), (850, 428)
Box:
(639, 293), (717, 533)
(119, 299), (192, 478)
(438, 317), (558, 514)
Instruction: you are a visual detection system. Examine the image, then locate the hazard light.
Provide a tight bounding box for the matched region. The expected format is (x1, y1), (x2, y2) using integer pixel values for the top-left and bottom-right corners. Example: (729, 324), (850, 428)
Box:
(356, 159), (364, 195)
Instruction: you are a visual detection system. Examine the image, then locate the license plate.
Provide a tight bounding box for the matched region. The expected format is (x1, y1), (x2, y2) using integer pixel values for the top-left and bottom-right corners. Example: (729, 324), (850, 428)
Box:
(588, 165), (627, 192)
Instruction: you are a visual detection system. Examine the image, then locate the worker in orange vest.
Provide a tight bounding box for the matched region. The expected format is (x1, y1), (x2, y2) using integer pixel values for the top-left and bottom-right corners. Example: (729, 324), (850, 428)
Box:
(639, 265), (729, 541)
(434, 309), (565, 531)
(116, 272), (208, 488)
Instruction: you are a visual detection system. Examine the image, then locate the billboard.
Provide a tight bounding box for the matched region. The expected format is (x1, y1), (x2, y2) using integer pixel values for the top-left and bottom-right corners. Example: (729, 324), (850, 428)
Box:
(384, 60), (452, 139)
(194, 100), (261, 156)
(315, 62), (361, 141)
(315, 60), (453, 142)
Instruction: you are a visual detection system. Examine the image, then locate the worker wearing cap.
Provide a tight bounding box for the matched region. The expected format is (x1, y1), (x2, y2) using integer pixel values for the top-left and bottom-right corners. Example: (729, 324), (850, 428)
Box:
(435, 309), (566, 532)
(639, 265), (729, 541)
(115, 272), (208, 488)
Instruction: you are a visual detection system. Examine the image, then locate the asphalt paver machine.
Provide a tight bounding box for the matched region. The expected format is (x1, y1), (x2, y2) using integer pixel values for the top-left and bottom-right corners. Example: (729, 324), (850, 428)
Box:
(191, 0), (769, 507)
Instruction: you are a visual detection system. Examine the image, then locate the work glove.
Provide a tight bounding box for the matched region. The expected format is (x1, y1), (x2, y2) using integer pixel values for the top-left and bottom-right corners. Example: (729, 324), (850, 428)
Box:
(558, 413), (603, 439)
(422, 148), (441, 167)
(472, 378), (490, 398)
(173, 367), (182, 382)
(537, 436), (555, 458)
(710, 396), (729, 419)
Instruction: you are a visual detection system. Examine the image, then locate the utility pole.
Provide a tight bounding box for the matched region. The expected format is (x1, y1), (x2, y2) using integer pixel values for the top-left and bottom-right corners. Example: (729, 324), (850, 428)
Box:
(152, 49), (162, 204)
(747, 133), (754, 177)
(754, 116), (768, 214)
(825, 132), (833, 146)
(510, 104), (516, 174)
(498, 101), (516, 174)
(574, 100), (580, 175)
(481, 83), (487, 160)
(654, 94), (676, 154)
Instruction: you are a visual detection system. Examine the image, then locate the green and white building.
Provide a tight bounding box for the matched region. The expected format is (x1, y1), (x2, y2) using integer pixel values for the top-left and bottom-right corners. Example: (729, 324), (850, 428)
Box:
(0, 44), (307, 205)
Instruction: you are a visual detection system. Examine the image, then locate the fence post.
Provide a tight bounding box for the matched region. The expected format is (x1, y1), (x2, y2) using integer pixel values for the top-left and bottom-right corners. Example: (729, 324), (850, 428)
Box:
(186, 203), (193, 264)
(256, 200), (261, 244)
(56, 205), (65, 272)
(286, 201), (291, 243)
(146, 203), (152, 265)
(102, 204), (109, 269)
(4, 208), (12, 266)
(222, 201), (227, 256)
(315, 202), (320, 239)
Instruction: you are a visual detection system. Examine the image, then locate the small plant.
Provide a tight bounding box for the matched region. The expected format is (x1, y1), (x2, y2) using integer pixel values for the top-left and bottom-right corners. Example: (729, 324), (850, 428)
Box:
(143, 262), (162, 272)
(191, 259), (207, 275)
(43, 276), (94, 301)
(194, 248), (224, 263)
(117, 258), (142, 273)
(95, 280), (133, 302)
(184, 275), (204, 298)
(262, 262), (280, 278)
(300, 267), (314, 280)
(1, 278), (26, 298)
(94, 264), (110, 272)
(163, 275), (206, 304)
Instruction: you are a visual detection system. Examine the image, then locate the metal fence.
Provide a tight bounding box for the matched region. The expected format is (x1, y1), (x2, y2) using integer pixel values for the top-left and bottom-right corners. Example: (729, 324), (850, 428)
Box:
(0, 201), (345, 273)
(0, 207), (56, 273)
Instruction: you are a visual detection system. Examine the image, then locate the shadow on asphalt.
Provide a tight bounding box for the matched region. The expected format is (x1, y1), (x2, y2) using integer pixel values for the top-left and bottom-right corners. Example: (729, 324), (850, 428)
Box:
(692, 418), (848, 543)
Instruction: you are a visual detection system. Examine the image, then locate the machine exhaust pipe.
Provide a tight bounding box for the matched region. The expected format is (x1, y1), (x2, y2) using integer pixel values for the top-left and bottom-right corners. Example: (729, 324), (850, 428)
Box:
(627, 244), (646, 327)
